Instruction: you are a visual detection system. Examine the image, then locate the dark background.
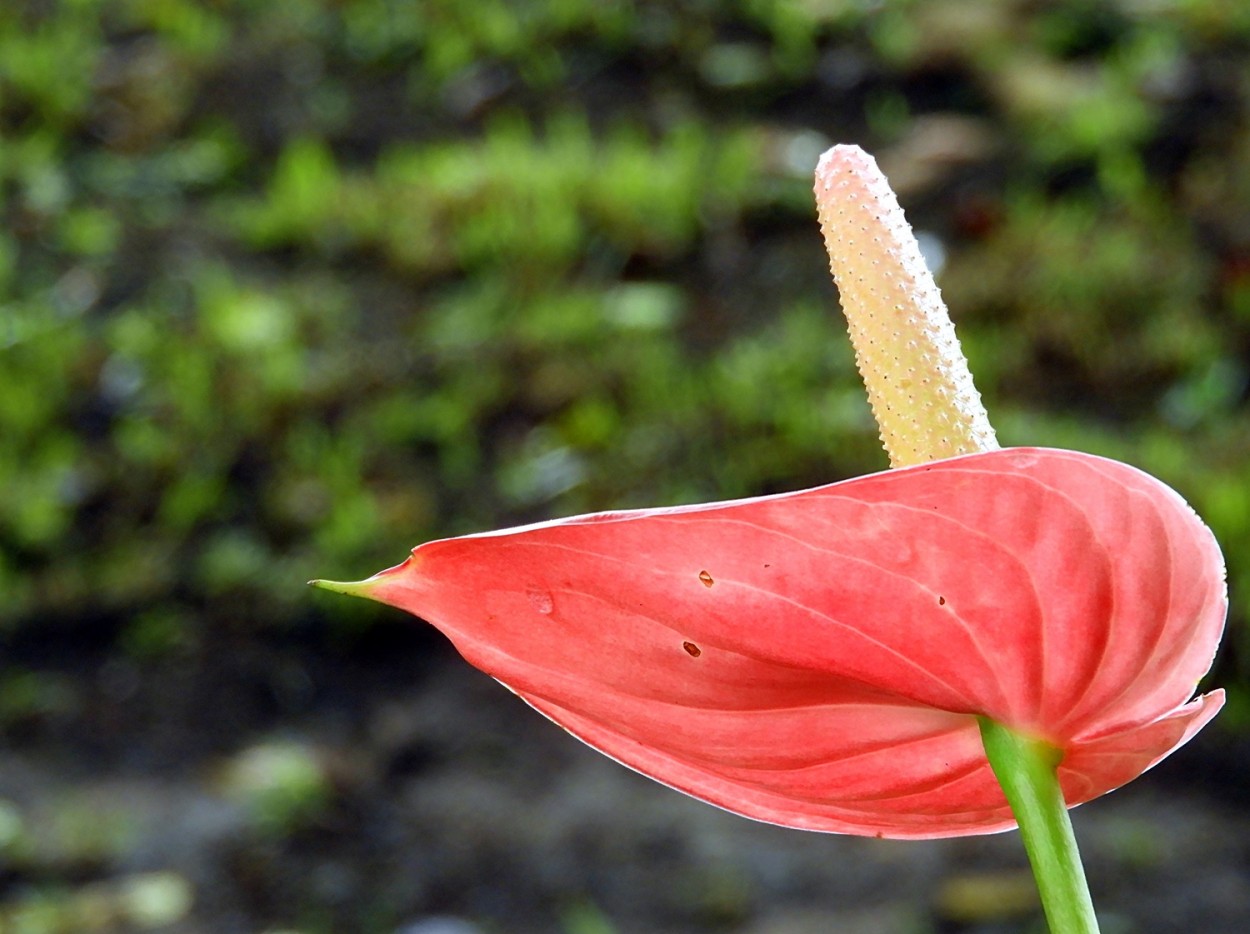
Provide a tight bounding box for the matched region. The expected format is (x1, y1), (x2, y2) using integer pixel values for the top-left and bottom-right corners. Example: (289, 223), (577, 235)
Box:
(1, 1), (1248, 931)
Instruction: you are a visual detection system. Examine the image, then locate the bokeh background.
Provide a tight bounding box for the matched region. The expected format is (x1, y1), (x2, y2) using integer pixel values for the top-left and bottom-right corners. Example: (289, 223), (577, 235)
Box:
(2, 1), (1249, 931)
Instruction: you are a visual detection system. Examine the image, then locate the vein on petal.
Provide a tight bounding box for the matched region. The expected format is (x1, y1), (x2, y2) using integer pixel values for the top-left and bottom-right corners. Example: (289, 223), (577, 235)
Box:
(497, 507), (1040, 714)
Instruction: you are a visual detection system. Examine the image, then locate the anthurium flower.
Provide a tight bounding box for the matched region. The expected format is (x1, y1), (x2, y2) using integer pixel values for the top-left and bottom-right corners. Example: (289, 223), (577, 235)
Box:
(314, 446), (1225, 838)
(313, 145), (1226, 859)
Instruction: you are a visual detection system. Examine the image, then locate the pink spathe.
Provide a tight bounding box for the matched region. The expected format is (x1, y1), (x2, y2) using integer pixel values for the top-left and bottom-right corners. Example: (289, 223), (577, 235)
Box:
(326, 447), (1226, 839)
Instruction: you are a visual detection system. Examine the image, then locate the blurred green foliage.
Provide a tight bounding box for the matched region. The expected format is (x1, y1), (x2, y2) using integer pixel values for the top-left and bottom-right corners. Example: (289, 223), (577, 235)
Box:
(1, 2), (1247, 694)
(221, 738), (334, 837)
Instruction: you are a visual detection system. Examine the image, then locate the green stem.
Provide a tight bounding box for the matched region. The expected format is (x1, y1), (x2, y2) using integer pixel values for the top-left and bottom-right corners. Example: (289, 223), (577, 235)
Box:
(978, 718), (1100, 934)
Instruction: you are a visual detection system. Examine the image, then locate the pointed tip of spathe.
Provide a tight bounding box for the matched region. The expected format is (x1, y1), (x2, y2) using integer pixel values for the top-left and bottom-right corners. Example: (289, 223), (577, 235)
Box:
(308, 576), (384, 602)
(310, 555), (421, 606)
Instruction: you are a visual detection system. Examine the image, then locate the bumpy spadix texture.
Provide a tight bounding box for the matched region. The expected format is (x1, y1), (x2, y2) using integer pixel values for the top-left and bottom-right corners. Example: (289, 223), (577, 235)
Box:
(315, 447), (1225, 839)
(816, 145), (999, 466)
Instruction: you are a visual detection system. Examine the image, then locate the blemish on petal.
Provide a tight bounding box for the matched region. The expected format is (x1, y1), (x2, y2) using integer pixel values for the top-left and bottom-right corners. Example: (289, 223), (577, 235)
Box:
(938, 595), (946, 606)
(698, 570), (714, 587)
(682, 641), (702, 657)
(525, 587), (554, 615)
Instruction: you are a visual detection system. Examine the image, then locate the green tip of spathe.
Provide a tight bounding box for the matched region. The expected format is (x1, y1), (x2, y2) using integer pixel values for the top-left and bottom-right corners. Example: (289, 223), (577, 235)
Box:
(308, 577), (382, 601)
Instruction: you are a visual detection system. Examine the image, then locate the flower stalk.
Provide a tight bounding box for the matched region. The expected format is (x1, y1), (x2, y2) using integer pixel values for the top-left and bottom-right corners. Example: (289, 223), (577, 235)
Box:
(980, 719), (1101, 934)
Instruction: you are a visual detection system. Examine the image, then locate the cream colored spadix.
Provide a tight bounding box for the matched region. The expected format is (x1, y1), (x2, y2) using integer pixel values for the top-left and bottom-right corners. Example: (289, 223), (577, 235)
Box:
(815, 145), (998, 467)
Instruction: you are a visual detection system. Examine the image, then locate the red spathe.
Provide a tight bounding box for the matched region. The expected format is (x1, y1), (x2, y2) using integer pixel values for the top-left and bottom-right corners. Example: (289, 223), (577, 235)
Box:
(347, 447), (1226, 839)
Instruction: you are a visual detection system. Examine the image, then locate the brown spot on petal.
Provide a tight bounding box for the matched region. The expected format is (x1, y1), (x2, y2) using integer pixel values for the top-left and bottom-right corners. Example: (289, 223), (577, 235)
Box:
(698, 570), (714, 587)
(938, 595), (946, 606)
(682, 641), (702, 657)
